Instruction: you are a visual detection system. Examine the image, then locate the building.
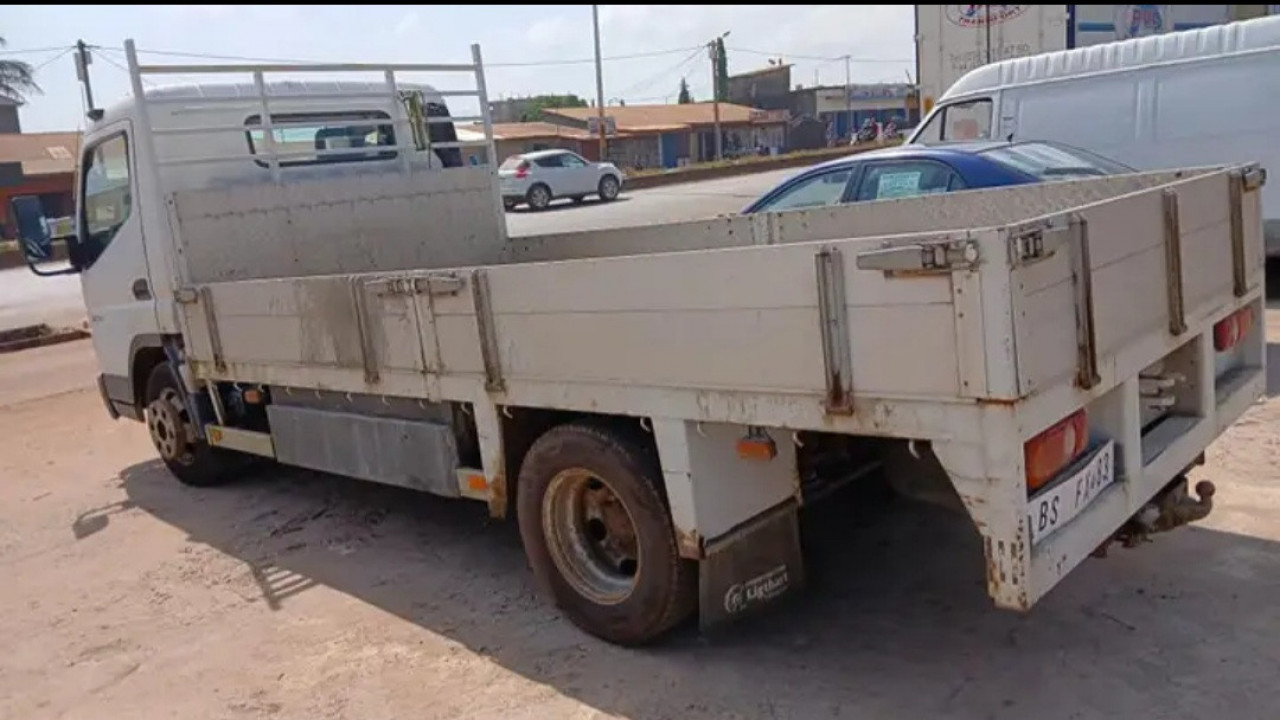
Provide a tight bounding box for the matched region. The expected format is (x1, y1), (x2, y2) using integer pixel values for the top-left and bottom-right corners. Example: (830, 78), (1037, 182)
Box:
(481, 122), (596, 162)
(790, 83), (919, 143)
(727, 64), (793, 111)
(543, 102), (790, 169)
(0, 99), (79, 241)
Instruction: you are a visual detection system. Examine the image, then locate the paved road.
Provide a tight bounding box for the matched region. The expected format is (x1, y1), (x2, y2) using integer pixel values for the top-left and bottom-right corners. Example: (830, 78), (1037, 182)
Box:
(504, 168), (796, 236)
(0, 168), (799, 331)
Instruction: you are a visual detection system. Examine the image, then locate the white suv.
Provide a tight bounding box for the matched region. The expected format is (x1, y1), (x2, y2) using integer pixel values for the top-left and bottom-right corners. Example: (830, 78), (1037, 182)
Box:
(498, 149), (625, 211)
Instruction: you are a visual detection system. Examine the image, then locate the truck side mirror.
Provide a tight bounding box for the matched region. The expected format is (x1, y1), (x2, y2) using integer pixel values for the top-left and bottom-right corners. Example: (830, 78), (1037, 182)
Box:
(9, 195), (77, 277)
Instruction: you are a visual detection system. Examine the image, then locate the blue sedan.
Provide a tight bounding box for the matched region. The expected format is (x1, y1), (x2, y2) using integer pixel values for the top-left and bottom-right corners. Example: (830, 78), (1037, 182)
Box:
(742, 140), (1133, 215)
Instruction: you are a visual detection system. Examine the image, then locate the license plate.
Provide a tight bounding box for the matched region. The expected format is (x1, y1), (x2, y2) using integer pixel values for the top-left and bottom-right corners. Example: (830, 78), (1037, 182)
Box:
(1028, 440), (1116, 546)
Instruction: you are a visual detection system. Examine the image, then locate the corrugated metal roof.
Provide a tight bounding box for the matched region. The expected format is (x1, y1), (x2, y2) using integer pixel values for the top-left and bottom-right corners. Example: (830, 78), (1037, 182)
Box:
(0, 131), (81, 176)
(945, 14), (1280, 100)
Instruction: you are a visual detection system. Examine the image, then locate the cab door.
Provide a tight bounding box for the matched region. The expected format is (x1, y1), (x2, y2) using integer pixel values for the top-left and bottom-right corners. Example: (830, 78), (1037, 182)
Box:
(77, 121), (161, 384)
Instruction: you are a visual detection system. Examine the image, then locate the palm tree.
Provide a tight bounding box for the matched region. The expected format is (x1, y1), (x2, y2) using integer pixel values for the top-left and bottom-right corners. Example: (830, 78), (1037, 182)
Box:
(0, 36), (40, 103)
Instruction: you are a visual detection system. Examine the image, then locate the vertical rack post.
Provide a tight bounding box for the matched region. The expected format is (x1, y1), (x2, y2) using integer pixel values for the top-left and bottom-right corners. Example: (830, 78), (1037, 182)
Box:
(252, 71), (282, 184)
(384, 69), (414, 177)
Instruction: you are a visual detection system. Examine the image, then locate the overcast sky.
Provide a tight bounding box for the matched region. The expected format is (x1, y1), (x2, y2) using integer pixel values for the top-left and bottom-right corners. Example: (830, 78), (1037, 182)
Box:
(4, 4), (915, 133)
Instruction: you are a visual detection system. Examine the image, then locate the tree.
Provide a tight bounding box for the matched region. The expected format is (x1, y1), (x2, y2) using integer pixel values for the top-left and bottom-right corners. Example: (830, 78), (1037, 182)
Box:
(518, 93), (588, 122)
(677, 78), (692, 104)
(714, 38), (729, 102)
(0, 36), (40, 103)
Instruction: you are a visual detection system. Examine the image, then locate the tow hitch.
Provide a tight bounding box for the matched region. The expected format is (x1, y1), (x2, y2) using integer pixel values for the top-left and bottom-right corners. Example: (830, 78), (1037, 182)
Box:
(1092, 476), (1215, 556)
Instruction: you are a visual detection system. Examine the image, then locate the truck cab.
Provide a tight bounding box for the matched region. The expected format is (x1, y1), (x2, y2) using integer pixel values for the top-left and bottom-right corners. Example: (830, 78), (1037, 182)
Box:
(16, 57), (479, 422)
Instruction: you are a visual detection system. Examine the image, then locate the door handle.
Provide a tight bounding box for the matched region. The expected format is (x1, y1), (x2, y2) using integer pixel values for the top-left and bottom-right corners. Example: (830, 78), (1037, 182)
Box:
(131, 278), (152, 300)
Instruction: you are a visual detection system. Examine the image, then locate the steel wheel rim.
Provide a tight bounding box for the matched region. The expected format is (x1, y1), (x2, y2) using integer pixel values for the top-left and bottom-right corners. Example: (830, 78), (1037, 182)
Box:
(601, 177), (618, 199)
(542, 468), (641, 605)
(146, 387), (196, 466)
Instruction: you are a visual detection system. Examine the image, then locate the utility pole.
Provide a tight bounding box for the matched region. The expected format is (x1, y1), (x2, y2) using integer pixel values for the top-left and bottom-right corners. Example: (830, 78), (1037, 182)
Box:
(74, 39), (96, 117)
(844, 54), (852, 143)
(592, 5), (607, 161)
(708, 31), (729, 162)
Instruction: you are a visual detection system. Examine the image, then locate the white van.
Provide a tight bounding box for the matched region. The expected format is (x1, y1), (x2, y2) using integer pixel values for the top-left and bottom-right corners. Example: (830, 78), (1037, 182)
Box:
(908, 14), (1280, 257)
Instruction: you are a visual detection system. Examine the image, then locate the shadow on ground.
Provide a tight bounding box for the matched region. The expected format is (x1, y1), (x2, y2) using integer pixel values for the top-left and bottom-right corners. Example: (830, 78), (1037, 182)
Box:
(506, 195), (632, 214)
(118, 458), (1280, 720)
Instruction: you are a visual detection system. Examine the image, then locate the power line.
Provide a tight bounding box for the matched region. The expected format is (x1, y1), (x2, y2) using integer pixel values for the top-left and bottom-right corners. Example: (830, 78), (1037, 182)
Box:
(32, 47), (74, 72)
(0, 45), (69, 56)
(93, 49), (158, 87)
(728, 46), (911, 64)
(614, 46), (704, 100)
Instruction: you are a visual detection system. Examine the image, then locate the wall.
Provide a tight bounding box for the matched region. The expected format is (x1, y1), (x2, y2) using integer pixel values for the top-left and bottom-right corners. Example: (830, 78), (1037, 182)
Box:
(728, 66), (793, 111)
(493, 137), (585, 163)
(0, 105), (19, 134)
(1070, 5), (1234, 46)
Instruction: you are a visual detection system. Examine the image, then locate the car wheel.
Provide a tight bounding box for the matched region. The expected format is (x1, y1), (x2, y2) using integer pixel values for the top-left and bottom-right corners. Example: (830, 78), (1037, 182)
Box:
(527, 184), (552, 211)
(598, 175), (620, 202)
(517, 421), (696, 646)
(144, 363), (244, 487)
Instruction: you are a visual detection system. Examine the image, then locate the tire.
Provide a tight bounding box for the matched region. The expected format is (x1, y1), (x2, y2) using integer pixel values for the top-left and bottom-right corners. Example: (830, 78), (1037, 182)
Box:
(143, 363), (241, 487)
(526, 183), (552, 211)
(598, 175), (620, 202)
(503, 199), (518, 211)
(517, 421), (696, 646)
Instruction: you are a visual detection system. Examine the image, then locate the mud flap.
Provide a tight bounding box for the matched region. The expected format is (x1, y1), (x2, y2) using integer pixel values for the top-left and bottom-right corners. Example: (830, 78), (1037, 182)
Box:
(698, 498), (805, 632)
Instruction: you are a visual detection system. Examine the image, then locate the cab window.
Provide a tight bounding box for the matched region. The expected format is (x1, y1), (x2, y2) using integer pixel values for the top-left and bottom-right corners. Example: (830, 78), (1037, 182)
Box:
(245, 111), (396, 167)
(79, 133), (133, 267)
(855, 160), (965, 202)
(755, 168), (855, 212)
(914, 98), (993, 144)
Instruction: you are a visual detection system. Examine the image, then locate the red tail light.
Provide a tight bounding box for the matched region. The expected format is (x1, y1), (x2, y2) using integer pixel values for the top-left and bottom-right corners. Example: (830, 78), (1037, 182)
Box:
(515, 161), (529, 179)
(1213, 306), (1253, 352)
(1025, 409), (1088, 492)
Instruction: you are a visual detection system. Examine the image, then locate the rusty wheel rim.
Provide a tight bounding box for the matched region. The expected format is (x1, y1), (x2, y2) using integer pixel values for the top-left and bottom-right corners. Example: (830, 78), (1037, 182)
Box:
(542, 468), (640, 605)
(145, 387), (196, 466)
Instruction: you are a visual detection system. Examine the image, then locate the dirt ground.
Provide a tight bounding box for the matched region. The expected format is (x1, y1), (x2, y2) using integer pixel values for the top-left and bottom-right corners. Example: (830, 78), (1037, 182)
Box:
(1, 306), (1278, 720)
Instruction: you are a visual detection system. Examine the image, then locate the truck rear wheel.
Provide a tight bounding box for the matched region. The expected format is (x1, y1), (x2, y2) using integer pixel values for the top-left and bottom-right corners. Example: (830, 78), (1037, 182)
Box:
(144, 363), (241, 488)
(517, 421), (696, 646)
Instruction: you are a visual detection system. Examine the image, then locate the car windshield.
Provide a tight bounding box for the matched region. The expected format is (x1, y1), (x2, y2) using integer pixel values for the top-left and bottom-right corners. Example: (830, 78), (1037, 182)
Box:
(500, 156), (525, 170)
(980, 142), (1133, 181)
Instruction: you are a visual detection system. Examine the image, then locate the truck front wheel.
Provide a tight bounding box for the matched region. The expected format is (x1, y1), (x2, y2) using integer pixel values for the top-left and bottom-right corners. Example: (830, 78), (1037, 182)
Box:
(144, 363), (240, 487)
(517, 421), (696, 646)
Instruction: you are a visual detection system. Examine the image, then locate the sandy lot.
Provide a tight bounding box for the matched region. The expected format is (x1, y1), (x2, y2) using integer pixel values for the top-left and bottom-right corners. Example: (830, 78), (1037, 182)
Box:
(1, 306), (1278, 720)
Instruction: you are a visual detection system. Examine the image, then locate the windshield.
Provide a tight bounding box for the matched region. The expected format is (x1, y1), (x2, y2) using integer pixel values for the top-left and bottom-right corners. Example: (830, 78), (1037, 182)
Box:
(500, 156), (525, 171)
(980, 142), (1134, 181)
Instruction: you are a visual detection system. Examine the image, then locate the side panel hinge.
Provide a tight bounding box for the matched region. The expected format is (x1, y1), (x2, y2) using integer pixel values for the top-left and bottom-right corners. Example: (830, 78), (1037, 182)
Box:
(856, 239), (980, 276)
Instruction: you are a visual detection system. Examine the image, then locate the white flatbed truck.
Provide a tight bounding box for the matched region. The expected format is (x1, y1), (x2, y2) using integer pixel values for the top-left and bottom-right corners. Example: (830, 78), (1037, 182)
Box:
(11, 40), (1267, 646)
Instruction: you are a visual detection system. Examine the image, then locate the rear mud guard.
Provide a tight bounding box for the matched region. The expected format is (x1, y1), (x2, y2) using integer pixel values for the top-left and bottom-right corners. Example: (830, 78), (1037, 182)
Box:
(698, 498), (805, 632)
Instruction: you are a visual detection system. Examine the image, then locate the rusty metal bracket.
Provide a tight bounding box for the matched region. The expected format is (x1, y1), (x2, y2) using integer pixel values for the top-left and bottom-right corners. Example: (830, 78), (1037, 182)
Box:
(1228, 170), (1247, 298)
(1069, 214), (1100, 390)
(815, 247), (853, 414)
(1162, 189), (1187, 336)
(197, 285), (226, 373)
(471, 269), (505, 393)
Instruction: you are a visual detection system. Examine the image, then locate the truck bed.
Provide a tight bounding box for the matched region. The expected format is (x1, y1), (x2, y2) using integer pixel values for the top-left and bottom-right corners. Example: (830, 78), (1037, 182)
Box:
(170, 162), (1267, 612)
(173, 166), (1252, 421)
